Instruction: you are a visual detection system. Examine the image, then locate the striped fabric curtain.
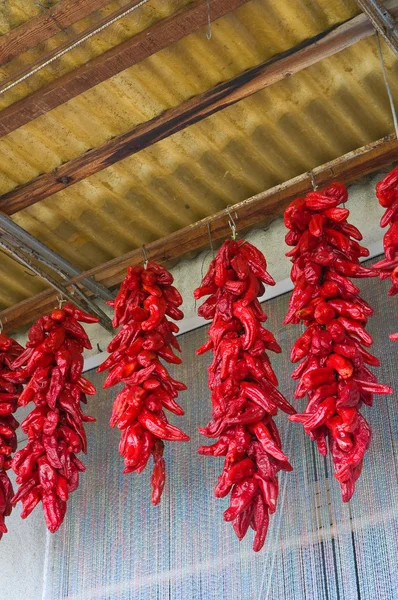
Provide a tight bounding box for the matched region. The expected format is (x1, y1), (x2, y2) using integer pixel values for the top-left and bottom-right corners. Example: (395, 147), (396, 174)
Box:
(43, 262), (398, 600)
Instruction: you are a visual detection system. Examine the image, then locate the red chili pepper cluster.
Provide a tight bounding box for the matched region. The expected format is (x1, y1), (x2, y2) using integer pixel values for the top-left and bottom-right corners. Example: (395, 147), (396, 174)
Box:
(373, 166), (398, 340)
(99, 262), (189, 505)
(10, 304), (98, 533)
(0, 333), (23, 539)
(284, 182), (392, 501)
(195, 239), (295, 552)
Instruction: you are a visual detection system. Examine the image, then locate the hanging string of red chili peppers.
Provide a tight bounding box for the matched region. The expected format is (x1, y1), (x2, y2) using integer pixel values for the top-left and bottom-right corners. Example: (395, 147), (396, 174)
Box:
(373, 166), (398, 339)
(99, 262), (189, 505)
(0, 333), (23, 538)
(284, 182), (392, 501)
(195, 239), (295, 551)
(9, 304), (98, 532)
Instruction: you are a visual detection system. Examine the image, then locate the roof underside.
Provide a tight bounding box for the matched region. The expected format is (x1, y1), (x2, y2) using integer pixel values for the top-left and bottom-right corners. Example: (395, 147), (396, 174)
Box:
(0, 0), (397, 312)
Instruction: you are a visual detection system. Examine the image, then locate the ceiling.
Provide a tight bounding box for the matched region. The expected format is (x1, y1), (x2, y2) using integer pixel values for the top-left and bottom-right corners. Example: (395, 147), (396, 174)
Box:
(0, 0), (397, 317)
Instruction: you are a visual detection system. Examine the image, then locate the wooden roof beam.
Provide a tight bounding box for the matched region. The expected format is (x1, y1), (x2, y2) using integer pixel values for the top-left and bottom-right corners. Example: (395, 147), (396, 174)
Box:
(0, 8), (393, 214)
(0, 0), (115, 66)
(1, 133), (397, 332)
(0, 0), (252, 135)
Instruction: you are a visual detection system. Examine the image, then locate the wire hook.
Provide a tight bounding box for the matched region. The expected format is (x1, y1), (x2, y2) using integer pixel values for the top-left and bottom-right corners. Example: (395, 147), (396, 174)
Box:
(207, 222), (215, 258)
(142, 245), (148, 269)
(205, 0), (212, 40)
(56, 295), (67, 309)
(226, 205), (238, 240)
(309, 171), (318, 191)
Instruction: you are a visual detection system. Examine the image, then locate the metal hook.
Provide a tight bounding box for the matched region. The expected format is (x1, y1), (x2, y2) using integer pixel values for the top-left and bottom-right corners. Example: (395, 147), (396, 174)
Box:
(207, 222), (215, 258)
(309, 171), (318, 191)
(0, 319), (3, 334)
(56, 295), (67, 309)
(226, 205), (238, 240)
(142, 245), (148, 269)
(205, 0), (212, 40)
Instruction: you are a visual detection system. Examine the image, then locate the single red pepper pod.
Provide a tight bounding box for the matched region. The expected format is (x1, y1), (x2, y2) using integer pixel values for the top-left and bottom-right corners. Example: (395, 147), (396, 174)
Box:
(309, 214), (327, 237)
(319, 281), (339, 299)
(302, 367), (336, 390)
(326, 320), (346, 343)
(326, 354), (354, 379)
(323, 207), (349, 222)
(314, 301), (336, 325)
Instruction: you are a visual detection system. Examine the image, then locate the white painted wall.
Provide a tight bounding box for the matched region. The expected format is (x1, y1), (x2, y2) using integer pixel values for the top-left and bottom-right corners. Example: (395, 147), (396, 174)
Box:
(1, 170), (388, 599)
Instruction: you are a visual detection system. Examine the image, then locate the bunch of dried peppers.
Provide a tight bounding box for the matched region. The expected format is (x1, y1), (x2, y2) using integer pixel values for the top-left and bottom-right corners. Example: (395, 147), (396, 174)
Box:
(284, 182), (392, 501)
(99, 262), (189, 505)
(10, 304), (98, 532)
(373, 165), (398, 339)
(195, 239), (295, 551)
(0, 333), (23, 538)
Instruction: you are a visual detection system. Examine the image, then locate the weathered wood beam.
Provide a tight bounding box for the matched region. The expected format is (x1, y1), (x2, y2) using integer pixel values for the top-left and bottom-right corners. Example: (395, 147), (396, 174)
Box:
(0, 0), (114, 65)
(1, 134), (396, 332)
(355, 0), (398, 56)
(0, 0), (252, 135)
(0, 9), (387, 214)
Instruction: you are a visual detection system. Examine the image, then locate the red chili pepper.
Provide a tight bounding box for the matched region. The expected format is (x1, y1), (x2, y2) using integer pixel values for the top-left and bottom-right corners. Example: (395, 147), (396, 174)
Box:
(100, 262), (188, 505)
(195, 238), (292, 551)
(12, 305), (97, 533)
(313, 301), (335, 325)
(284, 181), (390, 501)
(374, 167), (398, 335)
(0, 334), (24, 538)
(326, 354), (354, 379)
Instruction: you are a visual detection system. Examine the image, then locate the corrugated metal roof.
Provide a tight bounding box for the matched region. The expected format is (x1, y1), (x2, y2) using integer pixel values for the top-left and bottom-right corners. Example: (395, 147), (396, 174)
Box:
(0, 0), (396, 309)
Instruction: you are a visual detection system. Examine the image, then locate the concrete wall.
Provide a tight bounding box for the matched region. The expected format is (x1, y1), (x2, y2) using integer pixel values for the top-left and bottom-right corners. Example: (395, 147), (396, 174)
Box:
(0, 171), (388, 599)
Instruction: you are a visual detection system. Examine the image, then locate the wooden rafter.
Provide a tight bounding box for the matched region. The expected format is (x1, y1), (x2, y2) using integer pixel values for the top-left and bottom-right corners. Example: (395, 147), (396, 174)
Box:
(0, 9), (386, 214)
(0, 0), (114, 65)
(1, 134), (396, 332)
(0, 0), (252, 136)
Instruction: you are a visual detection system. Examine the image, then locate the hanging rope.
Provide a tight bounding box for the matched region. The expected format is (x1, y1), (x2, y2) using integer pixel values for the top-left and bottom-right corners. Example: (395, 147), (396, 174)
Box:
(376, 32), (398, 138)
(142, 245), (149, 269)
(226, 206), (238, 240)
(205, 0), (212, 40)
(309, 171), (318, 191)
